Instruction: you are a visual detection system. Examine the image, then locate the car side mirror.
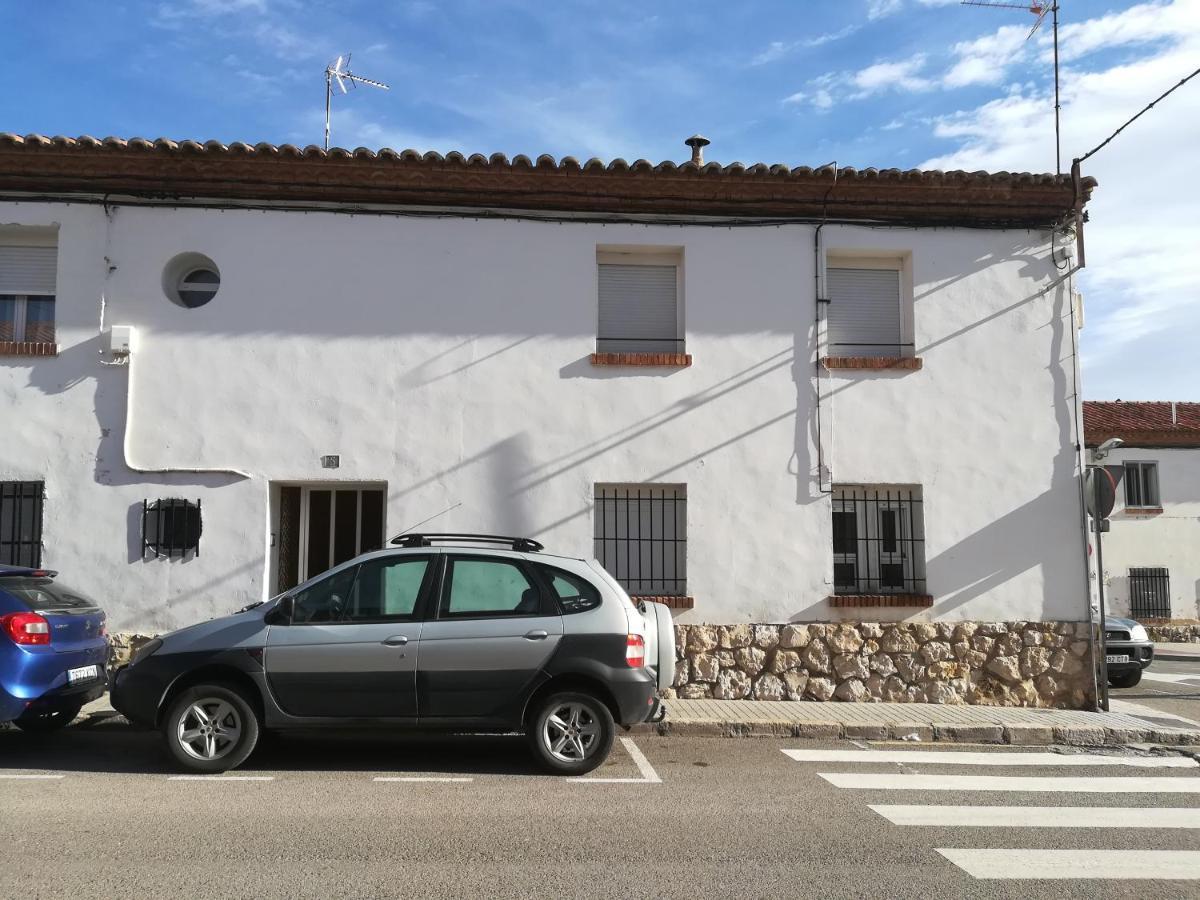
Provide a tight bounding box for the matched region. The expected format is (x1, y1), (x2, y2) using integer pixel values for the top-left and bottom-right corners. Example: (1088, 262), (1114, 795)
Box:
(266, 595), (294, 625)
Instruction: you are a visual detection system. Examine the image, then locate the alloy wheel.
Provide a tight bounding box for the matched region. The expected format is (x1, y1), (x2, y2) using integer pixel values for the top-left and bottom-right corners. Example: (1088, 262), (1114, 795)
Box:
(176, 698), (243, 761)
(541, 701), (601, 763)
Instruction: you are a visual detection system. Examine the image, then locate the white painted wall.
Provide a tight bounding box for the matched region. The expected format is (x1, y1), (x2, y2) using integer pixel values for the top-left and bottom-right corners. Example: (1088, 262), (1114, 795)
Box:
(1095, 447), (1200, 620)
(0, 199), (1090, 631)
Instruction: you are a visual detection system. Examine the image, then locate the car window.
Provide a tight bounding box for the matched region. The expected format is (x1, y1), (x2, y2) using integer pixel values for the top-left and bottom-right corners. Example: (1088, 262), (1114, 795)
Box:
(538, 566), (602, 614)
(0, 578), (98, 611)
(346, 557), (429, 621)
(292, 566), (358, 624)
(441, 558), (542, 618)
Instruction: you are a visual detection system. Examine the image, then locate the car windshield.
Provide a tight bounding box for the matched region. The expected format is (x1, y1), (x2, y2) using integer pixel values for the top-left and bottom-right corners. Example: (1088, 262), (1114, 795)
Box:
(0, 577), (99, 611)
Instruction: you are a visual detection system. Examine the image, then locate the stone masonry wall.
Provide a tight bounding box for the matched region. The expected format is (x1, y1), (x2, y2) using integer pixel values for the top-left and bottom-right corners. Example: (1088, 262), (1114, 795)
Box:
(1144, 624), (1200, 643)
(668, 622), (1096, 709)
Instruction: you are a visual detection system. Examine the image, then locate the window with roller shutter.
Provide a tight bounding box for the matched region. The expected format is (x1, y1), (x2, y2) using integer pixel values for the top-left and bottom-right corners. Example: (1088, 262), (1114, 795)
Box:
(0, 242), (58, 347)
(826, 263), (909, 358)
(596, 252), (683, 355)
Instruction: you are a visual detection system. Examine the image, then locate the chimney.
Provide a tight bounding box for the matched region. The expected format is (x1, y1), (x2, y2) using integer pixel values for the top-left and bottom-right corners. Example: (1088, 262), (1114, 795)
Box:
(1172, 401), (1178, 425)
(685, 134), (710, 165)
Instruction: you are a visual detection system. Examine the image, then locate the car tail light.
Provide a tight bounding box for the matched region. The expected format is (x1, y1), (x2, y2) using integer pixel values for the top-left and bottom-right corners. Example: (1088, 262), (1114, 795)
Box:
(626, 634), (645, 668)
(1, 612), (51, 646)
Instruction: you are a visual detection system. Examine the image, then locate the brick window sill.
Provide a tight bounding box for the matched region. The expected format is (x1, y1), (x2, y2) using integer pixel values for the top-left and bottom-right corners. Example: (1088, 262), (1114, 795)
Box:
(0, 341), (58, 357)
(591, 352), (692, 368)
(822, 356), (921, 371)
(631, 594), (694, 610)
(1124, 507), (1164, 516)
(828, 593), (934, 609)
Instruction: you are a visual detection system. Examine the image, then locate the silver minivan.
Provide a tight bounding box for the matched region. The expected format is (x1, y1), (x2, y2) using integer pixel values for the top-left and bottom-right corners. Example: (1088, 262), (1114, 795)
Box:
(111, 534), (674, 775)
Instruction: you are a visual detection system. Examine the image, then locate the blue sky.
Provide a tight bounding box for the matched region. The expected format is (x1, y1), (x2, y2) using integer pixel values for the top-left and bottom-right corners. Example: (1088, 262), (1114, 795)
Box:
(3, 0), (1197, 399)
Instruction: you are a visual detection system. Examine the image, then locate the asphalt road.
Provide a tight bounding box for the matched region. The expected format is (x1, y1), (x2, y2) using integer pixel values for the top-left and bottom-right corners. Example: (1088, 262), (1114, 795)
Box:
(1110, 657), (1200, 728)
(2, 719), (1199, 899)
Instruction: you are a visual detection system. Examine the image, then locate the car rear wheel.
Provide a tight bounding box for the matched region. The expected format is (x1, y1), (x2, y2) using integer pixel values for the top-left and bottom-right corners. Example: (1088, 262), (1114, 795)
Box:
(1108, 668), (1142, 689)
(162, 684), (259, 773)
(13, 699), (84, 733)
(527, 691), (614, 776)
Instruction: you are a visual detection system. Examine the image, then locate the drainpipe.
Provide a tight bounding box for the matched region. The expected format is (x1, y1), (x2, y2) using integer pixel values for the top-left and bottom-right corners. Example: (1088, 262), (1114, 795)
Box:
(813, 163), (838, 494)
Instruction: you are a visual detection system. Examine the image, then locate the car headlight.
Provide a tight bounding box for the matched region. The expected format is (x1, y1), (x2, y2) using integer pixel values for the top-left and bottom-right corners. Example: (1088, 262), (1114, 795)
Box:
(128, 638), (163, 667)
(1129, 624), (1149, 642)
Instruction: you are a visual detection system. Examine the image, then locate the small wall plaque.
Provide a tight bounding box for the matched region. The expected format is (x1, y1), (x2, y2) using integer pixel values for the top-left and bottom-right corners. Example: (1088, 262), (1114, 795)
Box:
(321, 455), (340, 469)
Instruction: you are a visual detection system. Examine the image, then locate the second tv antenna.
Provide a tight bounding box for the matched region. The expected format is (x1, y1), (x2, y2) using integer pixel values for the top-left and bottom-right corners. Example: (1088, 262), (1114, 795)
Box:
(323, 54), (390, 151)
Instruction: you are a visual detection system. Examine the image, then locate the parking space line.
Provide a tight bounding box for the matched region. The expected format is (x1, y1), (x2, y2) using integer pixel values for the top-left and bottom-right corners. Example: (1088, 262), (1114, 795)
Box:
(373, 777), (474, 782)
(0, 773), (65, 780)
(569, 737), (662, 784)
(166, 775), (275, 781)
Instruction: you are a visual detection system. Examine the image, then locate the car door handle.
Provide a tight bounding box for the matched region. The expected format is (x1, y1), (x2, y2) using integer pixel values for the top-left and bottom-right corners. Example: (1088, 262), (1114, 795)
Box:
(523, 630), (549, 641)
(382, 635), (409, 647)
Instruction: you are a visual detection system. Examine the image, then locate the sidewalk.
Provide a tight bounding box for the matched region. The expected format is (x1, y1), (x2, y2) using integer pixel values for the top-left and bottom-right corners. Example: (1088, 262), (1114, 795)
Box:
(80, 696), (1200, 748)
(1156, 642), (1200, 661)
(653, 698), (1200, 747)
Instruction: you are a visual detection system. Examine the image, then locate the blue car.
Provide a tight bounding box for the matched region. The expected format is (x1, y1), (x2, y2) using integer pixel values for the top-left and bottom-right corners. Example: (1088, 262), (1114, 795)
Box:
(1, 566), (110, 731)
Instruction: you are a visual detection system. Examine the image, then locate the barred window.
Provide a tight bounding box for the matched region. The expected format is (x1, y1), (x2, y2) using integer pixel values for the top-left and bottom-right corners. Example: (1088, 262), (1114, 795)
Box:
(1128, 567), (1170, 619)
(0, 481), (44, 567)
(143, 498), (202, 558)
(831, 485), (925, 595)
(594, 484), (686, 597)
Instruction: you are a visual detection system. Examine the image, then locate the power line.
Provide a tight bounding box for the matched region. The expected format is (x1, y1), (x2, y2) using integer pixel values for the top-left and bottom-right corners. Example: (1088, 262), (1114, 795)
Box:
(1078, 65), (1200, 164)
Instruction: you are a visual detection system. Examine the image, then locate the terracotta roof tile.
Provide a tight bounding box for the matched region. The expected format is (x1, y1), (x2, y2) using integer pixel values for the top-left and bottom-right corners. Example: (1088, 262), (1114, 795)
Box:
(1083, 401), (1200, 448)
(0, 132), (1096, 226)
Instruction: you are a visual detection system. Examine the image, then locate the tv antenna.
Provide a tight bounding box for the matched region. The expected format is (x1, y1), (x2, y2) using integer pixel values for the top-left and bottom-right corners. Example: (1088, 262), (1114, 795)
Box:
(961, 2), (1061, 173)
(323, 53), (390, 151)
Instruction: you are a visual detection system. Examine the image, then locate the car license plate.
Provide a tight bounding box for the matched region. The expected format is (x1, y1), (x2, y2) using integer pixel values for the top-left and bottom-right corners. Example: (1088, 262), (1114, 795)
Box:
(1106, 654), (1130, 664)
(67, 664), (100, 683)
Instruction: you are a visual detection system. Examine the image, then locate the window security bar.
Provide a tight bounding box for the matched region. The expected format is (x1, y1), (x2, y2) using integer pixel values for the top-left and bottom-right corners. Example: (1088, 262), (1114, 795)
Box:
(1128, 567), (1170, 619)
(594, 485), (686, 596)
(832, 486), (925, 595)
(0, 481), (44, 568)
(143, 498), (202, 559)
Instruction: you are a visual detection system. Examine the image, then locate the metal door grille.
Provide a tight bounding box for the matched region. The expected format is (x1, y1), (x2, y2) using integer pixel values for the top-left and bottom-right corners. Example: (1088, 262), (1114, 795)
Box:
(0, 481), (43, 567)
(1129, 567), (1170, 619)
(594, 484), (686, 596)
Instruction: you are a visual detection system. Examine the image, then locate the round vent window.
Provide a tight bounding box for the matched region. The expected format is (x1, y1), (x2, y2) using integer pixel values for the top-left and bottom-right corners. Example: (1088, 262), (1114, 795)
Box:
(178, 268), (220, 308)
(163, 253), (221, 309)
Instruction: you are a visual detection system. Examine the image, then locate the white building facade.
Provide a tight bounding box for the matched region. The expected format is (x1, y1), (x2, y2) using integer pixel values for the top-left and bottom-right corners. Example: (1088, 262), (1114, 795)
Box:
(1085, 401), (1200, 623)
(0, 134), (1095, 651)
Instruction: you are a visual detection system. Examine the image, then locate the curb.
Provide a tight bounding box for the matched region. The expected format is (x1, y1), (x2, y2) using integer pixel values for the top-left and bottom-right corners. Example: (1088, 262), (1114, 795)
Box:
(628, 719), (1200, 747)
(1155, 652), (1200, 663)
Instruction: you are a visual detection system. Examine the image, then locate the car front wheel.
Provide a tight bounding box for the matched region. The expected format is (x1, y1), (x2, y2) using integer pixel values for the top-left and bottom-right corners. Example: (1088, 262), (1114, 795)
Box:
(527, 691), (614, 776)
(1108, 668), (1142, 689)
(162, 684), (259, 773)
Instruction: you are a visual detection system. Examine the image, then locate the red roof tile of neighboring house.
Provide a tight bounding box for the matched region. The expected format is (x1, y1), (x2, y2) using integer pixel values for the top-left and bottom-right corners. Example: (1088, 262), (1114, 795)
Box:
(1083, 401), (1200, 448)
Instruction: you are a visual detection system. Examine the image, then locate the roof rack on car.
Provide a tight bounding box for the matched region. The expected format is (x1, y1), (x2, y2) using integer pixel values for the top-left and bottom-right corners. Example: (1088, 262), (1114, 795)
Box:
(388, 533), (545, 553)
(0, 566), (58, 578)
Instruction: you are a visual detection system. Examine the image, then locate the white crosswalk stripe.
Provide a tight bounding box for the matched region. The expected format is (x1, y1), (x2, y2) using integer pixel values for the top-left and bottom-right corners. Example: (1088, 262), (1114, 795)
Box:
(871, 805), (1200, 828)
(785, 746), (1200, 881)
(936, 849), (1200, 880)
(819, 772), (1200, 792)
(782, 749), (1197, 768)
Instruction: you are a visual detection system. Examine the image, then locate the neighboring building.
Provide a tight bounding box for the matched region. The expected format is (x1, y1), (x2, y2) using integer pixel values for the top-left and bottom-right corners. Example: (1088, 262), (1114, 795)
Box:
(1084, 401), (1200, 622)
(0, 133), (1100, 706)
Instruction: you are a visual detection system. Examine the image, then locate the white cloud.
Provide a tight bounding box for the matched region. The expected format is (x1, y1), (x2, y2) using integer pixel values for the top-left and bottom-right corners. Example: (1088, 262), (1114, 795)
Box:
(751, 26), (858, 65)
(1049, 0), (1197, 62)
(867, 0), (903, 20)
(921, 1), (1200, 399)
(943, 24), (1029, 88)
(853, 54), (932, 94)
